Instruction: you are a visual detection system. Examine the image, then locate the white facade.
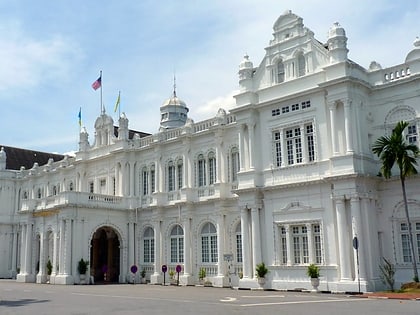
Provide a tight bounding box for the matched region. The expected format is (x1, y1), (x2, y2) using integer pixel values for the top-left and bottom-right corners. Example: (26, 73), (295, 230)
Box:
(1, 10), (420, 292)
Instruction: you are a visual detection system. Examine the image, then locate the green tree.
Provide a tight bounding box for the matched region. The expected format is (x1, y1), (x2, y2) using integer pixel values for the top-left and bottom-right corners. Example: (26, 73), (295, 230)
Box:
(372, 121), (419, 282)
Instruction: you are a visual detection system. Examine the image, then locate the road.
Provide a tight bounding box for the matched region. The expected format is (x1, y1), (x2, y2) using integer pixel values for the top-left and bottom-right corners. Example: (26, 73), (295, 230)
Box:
(0, 280), (419, 315)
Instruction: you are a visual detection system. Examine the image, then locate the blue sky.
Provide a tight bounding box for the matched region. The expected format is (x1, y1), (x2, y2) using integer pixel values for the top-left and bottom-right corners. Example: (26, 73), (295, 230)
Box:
(1, 0), (419, 154)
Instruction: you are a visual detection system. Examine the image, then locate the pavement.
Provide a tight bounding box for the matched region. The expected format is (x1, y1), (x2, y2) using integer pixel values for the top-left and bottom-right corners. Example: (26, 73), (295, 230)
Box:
(361, 291), (420, 301)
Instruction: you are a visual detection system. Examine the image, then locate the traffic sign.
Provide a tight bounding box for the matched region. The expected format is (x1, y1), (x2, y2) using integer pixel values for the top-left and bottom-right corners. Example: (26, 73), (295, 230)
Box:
(162, 264), (168, 273)
(130, 265), (138, 274)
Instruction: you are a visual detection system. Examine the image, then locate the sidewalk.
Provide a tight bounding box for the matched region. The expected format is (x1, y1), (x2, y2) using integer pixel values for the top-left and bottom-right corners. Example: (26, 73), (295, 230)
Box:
(361, 292), (420, 301)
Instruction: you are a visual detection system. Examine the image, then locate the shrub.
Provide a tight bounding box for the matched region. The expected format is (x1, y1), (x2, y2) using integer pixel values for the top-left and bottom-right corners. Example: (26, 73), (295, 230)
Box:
(77, 258), (89, 275)
(255, 262), (269, 278)
(307, 264), (320, 278)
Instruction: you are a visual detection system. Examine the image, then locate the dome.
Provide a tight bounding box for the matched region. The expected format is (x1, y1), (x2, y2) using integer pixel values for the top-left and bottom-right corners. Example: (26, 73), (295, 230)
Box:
(405, 37), (420, 63)
(161, 93), (187, 108)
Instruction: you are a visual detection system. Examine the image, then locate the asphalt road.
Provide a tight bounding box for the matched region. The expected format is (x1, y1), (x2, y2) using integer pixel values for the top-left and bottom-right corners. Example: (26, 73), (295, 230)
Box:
(1, 280), (419, 315)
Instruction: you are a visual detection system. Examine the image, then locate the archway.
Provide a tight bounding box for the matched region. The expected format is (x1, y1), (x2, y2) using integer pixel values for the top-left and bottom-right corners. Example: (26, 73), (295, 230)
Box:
(90, 226), (120, 283)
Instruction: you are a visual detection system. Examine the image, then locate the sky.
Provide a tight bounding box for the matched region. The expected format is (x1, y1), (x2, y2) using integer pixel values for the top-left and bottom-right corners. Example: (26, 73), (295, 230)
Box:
(1, 0), (419, 154)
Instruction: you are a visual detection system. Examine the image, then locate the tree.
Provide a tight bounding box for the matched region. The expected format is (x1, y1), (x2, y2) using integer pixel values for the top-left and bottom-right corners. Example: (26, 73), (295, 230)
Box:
(372, 121), (419, 282)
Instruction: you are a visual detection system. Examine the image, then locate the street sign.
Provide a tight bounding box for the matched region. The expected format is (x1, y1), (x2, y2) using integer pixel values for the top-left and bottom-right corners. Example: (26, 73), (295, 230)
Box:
(130, 265), (138, 274)
(162, 264), (167, 273)
(176, 265), (182, 273)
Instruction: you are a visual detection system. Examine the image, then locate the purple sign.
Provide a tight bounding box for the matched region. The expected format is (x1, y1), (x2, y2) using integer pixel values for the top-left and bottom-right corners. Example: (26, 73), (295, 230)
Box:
(131, 265), (138, 274)
(176, 265), (182, 273)
(162, 264), (167, 273)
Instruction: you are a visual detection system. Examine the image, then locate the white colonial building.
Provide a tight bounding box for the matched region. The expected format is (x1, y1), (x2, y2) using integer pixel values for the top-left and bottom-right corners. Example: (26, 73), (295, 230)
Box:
(1, 10), (420, 292)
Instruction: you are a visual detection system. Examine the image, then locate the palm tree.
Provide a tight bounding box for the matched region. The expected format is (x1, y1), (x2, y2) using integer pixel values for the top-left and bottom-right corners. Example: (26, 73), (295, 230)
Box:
(372, 121), (419, 282)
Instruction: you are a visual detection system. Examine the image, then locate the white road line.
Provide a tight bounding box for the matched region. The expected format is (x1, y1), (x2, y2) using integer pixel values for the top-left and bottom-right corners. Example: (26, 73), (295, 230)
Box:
(241, 298), (372, 307)
(241, 295), (285, 298)
(220, 297), (237, 302)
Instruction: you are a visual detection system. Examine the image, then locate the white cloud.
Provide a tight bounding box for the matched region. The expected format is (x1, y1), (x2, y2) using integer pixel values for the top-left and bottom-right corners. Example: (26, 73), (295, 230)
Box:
(0, 19), (83, 91)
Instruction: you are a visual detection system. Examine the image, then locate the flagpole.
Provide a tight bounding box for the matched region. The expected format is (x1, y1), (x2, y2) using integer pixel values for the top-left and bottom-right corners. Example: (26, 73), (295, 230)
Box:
(118, 91), (121, 117)
(100, 70), (103, 114)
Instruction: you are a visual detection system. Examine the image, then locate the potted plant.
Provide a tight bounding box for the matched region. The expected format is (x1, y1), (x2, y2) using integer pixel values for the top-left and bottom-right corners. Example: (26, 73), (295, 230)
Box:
(169, 269), (177, 285)
(78, 258), (89, 284)
(141, 268), (146, 284)
(255, 262), (269, 286)
(198, 267), (206, 285)
(307, 264), (320, 292)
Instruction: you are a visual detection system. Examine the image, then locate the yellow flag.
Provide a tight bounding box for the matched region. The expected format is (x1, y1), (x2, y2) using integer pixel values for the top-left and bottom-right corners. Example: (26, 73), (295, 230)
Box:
(114, 92), (120, 112)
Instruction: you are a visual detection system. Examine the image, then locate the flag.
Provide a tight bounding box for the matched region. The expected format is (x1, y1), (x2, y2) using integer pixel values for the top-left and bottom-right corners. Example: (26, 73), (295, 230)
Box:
(78, 107), (82, 126)
(92, 76), (101, 90)
(114, 92), (120, 112)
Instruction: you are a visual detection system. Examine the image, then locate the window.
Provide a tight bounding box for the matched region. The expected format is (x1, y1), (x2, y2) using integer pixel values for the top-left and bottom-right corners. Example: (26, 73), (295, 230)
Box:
(282, 106), (290, 114)
(231, 147), (240, 182)
(168, 161), (175, 192)
(177, 160), (183, 189)
(197, 154), (206, 187)
(170, 225), (184, 263)
(201, 222), (218, 263)
(297, 53), (306, 77)
(142, 167), (149, 195)
(69, 182), (74, 191)
(150, 165), (156, 193)
(272, 108), (281, 116)
(89, 181), (94, 193)
(400, 222), (420, 263)
(406, 124), (418, 144)
(301, 100), (311, 109)
(235, 223), (242, 263)
(277, 61), (285, 83)
(273, 122), (315, 167)
(143, 227), (155, 263)
(208, 152), (216, 185)
(278, 223), (322, 266)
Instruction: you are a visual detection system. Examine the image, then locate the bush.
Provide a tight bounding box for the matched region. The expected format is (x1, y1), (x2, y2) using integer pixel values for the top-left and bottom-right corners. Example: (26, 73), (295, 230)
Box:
(77, 258), (89, 275)
(199, 268), (206, 279)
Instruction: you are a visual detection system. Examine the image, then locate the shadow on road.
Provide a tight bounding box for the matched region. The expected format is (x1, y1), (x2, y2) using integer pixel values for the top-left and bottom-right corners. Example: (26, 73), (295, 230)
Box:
(0, 298), (50, 307)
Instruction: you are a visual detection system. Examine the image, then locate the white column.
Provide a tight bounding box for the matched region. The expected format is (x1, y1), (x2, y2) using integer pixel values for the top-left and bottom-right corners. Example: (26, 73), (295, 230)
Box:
(153, 220), (161, 276)
(280, 128), (286, 167)
(329, 102), (339, 156)
(335, 198), (351, 280)
(130, 161), (135, 197)
(52, 230), (58, 275)
(251, 207), (261, 278)
(238, 125), (245, 171)
(11, 227), (18, 274)
(300, 125), (307, 163)
(217, 214), (226, 277)
(240, 207), (252, 278)
(128, 221), (135, 271)
(24, 223), (33, 275)
(183, 217), (192, 275)
(344, 99), (354, 154)
(285, 225), (292, 266)
(19, 224), (26, 274)
(350, 196), (366, 281)
(216, 138), (223, 183)
(247, 123), (255, 170)
(307, 223), (314, 263)
(38, 231), (46, 277)
(64, 219), (72, 275)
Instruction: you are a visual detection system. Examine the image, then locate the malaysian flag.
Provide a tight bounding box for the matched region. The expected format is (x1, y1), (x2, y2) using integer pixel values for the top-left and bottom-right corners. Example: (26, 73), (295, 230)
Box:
(92, 76), (102, 90)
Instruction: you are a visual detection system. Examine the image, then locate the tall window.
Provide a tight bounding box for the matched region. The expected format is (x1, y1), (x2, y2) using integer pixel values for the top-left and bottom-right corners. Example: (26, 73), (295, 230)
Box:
(177, 159), (183, 189)
(208, 152), (216, 185)
(201, 222), (218, 263)
(143, 227), (155, 263)
(197, 154), (206, 187)
(231, 147), (240, 182)
(293, 226), (308, 264)
(170, 225), (184, 263)
(89, 181), (94, 193)
(235, 223), (242, 263)
(406, 123), (418, 144)
(142, 167), (149, 195)
(277, 61), (285, 83)
(297, 53), (306, 77)
(274, 131), (282, 167)
(306, 124), (315, 162)
(168, 161), (175, 192)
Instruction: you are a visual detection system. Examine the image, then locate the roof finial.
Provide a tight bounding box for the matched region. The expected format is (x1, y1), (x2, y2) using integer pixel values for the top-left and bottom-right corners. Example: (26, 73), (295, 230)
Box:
(173, 73), (177, 97)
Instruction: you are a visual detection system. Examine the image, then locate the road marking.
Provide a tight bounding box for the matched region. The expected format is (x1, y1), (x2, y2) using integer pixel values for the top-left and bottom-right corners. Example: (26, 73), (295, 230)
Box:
(220, 297), (237, 302)
(241, 298), (372, 307)
(241, 295), (285, 298)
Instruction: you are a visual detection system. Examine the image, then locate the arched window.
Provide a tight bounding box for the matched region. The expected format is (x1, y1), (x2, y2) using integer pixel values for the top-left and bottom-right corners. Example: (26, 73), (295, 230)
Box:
(235, 223), (242, 263)
(37, 188), (42, 199)
(201, 222), (218, 263)
(150, 164), (156, 193)
(170, 225), (184, 263)
(277, 60), (285, 83)
(143, 227), (155, 263)
(297, 53), (306, 77)
(197, 154), (206, 187)
(69, 181), (74, 191)
(208, 152), (216, 185)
